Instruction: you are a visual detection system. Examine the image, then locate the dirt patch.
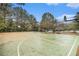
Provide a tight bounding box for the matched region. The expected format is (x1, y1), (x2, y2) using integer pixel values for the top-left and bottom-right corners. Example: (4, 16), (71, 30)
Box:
(0, 32), (35, 44)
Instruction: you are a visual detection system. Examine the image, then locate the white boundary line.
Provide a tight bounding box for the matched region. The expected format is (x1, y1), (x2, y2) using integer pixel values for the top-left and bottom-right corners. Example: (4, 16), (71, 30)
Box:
(17, 40), (23, 56)
(16, 34), (77, 56)
(67, 39), (77, 56)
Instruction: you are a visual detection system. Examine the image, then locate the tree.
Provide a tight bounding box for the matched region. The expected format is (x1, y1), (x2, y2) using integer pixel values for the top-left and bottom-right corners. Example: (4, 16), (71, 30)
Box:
(6, 19), (14, 32)
(73, 12), (79, 30)
(28, 15), (38, 31)
(64, 12), (79, 32)
(0, 4), (12, 23)
(13, 7), (29, 31)
(0, 16), (6, 32)
(0, 3), (26, 32)
(0, 4), (12, 31)
(40, 12), (55, 32)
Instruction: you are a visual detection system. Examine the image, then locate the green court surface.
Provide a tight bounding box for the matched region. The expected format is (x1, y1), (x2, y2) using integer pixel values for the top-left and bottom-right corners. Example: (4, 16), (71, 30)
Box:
(0, 32), (79, 56)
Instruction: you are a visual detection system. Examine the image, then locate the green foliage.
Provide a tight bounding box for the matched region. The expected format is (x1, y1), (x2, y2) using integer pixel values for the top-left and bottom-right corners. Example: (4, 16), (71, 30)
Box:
(0, 20), (6, 31)
(63, 12), (79, 31)
(0, 3), (79, 32)
(29, 15), (38, 31)
(40, 12), (55, 32)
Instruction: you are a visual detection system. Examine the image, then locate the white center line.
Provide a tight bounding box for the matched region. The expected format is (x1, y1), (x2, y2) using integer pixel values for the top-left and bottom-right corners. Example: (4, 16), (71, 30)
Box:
(67, 39), (77, 56)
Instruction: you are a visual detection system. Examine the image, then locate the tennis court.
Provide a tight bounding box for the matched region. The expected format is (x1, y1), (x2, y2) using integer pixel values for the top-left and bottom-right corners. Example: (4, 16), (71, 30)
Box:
(0, 32), (79, 56)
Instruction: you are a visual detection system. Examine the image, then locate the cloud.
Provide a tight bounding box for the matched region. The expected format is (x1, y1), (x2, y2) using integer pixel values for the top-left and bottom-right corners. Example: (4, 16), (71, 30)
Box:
(56, 14), (74, 21)
(47, 3), (79, 8)
(66, 3), (79, 8)
(46, 3), (59, 6)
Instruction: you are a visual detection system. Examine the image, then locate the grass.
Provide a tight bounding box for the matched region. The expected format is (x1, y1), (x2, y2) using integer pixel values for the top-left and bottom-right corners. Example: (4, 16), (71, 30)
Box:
(0, 32), (79, 56)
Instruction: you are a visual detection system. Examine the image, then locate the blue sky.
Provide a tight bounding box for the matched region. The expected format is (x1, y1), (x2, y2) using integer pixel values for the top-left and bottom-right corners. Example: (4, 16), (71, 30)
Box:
(22, 3), (79, 22)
